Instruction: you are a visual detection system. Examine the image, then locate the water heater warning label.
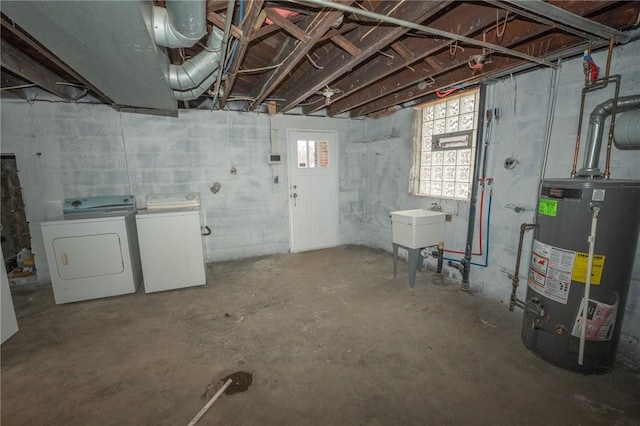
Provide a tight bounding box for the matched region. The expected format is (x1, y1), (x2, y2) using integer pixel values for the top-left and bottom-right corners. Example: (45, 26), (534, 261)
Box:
(528, 240), (576, 304)
(571, 253), (605, 285)
(571, 297), (618, 341)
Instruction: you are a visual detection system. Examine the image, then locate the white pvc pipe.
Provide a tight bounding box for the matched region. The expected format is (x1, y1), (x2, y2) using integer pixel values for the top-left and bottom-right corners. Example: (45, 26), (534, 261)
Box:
(187, 378), (233, 426)
(578, 206), (600, 365)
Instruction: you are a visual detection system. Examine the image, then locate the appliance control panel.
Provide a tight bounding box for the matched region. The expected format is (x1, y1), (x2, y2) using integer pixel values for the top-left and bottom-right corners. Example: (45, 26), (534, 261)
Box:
(146, 192), (201, 210)
(63, 195), (135, 215)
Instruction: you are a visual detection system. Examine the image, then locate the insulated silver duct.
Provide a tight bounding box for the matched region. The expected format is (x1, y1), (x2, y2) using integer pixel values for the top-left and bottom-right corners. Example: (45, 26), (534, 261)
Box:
(173, 66), (219, 101)
(578, 95), (640, 177)
(152, 0), (225, 101)
(614, 110), (640, 148)
(169, 28), (224, 91)
(153, 0), (206, 48)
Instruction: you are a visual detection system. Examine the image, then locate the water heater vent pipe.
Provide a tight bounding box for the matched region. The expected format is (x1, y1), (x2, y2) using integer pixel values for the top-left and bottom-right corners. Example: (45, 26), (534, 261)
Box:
(578, 94), (640, 177)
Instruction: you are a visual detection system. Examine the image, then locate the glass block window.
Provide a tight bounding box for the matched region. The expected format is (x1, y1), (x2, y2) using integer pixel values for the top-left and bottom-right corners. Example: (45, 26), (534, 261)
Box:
(411, 89), (479, 200)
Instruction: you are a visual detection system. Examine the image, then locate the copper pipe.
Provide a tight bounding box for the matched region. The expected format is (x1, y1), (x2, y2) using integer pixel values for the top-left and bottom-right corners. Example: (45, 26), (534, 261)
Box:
(605, 37), (614, 79)
(509, 223), (536, 312)
(572, 91), (587, 178)
(572, 75), (620, 177)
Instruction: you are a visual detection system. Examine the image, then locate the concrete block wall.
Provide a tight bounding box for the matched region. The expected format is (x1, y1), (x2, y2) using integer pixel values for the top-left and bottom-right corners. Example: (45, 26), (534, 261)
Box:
(351, 39), (640, 365)
(2, 39), (638, 364)
(0, 103), (358, 281)
(357, 110), (435, 252)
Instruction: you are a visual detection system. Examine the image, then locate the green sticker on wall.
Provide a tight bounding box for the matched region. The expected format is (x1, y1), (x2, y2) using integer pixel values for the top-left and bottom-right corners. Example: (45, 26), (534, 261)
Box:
(538, 198), (558, 216)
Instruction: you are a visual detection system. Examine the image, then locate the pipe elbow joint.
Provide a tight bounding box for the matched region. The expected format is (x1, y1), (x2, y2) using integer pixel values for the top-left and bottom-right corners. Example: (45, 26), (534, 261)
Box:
(153, 6), (204, 48)
(168, 54), (220, 91)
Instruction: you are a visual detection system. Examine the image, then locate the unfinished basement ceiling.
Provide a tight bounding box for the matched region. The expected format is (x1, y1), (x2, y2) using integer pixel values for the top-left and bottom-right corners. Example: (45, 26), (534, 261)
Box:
(1, 1), (639, 117)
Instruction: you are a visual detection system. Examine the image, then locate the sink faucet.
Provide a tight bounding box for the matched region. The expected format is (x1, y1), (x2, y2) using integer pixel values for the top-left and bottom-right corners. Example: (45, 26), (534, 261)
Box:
(430, 201), (442, 211)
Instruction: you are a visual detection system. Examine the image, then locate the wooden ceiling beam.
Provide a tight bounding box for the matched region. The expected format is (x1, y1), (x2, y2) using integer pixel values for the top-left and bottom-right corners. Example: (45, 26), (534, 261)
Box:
(264, 8), (311, 43)
(281, 0), (452, 113)
(327, 0), (618, 116)
(220, 1), (266, 108)
(504, 0), (628, 42)
(1, 71), (32, 100)
(247, 5), (350, 111)
(318, 22), (359, 42)
(304, 1), (491, 115)
(0, 16), (112, 105)
(250, 15), (304, 41)
(390, 41), (413, 61)
(424, 56), (444, 73)
(351, 4), (637, 117)
(207, 11), (243, 39)
(330, 34), (361, 56)
(1, 39), (80, 101)
(206, 0), (230, 13)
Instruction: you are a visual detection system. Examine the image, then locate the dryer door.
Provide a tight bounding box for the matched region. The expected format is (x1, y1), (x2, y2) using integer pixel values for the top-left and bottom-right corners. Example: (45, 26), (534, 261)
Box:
(52, 234), (124, 280)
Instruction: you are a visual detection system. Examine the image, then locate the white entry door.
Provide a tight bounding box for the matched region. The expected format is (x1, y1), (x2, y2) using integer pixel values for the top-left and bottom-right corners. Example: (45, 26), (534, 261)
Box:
(288, 130), (338, 252)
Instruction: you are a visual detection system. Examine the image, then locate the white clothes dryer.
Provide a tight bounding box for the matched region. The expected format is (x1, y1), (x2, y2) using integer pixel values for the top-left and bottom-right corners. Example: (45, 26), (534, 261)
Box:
(41, 195), (142, 304)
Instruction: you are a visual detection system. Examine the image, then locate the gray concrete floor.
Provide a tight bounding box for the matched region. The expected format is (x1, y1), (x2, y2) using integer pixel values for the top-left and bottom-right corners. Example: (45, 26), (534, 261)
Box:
(2, 245), (639, 425)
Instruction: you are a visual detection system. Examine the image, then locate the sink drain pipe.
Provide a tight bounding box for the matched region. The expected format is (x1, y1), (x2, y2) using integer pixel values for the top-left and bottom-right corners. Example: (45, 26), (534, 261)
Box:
(461, 84), (488, 291)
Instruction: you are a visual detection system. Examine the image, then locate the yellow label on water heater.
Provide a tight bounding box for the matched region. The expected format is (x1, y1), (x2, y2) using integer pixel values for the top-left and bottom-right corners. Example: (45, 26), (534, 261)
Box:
(571, 252), (605, 285)
(538, 198), (558, 216)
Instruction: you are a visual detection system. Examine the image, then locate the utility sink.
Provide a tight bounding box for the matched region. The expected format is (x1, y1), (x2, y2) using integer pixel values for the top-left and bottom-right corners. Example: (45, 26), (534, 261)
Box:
(390, 209), (446, 249)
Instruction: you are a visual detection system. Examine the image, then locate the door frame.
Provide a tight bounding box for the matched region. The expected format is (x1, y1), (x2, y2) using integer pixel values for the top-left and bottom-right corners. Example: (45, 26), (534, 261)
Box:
(286, 129), (339, 252)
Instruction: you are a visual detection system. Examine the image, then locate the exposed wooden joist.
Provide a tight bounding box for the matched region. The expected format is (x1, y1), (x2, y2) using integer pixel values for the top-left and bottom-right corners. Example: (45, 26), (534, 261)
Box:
(299, 0), (557, 70)
(280, 0), (452, 113)
(206, 0), (230, 13)
(330, 34), (361, 56)
(0, 17), (112, 105)
(390, 41), (413, 61)
(247, 6), (349, 111)
(318, 22), (359, 42)
(1, 39), (78, 101)
(207, 11), (243, 39)
(264, 8), (311, 43)
(424, 57), (445, 73)
(305, 1), (490, 115)
(304, 1), (486, 115)
(503, 0), (629, 42)
(485, 0), (601, 42)
(220, 1), (266, 108)
(327, 0), (618, 116)
(351, 5), (635, 117)
(1, 71), (32, 100)
(250, 15), (304, 41)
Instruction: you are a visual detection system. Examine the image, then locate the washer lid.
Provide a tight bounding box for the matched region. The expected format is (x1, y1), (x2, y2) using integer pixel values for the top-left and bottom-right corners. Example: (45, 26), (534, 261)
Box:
(63, 195), (135, 215)
(145, 192), (201, 210)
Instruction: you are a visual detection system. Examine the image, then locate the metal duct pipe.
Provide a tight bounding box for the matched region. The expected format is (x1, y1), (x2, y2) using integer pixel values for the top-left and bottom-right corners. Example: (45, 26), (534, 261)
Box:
(169, 28), (224, 91)
(173, 65), (219, 101)
(153, 0), (207, 48)
(579, 95), (640, 177)
(614, 110), (640, 148)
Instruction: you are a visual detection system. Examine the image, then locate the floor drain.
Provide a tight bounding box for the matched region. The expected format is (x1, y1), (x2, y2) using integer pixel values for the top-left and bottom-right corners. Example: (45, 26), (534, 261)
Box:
(221, 371), (253, 395)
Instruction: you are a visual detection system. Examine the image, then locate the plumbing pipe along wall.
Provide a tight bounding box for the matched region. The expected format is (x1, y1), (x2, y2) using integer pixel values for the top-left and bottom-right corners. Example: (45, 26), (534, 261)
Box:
(461, 84), (487, 289)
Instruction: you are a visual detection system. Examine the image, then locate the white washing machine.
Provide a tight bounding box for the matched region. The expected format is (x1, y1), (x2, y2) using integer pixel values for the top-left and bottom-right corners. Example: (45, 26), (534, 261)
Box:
(41, 195), (142, 304)
(135, 192), (208, 293)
